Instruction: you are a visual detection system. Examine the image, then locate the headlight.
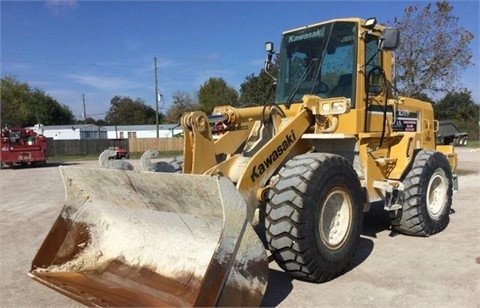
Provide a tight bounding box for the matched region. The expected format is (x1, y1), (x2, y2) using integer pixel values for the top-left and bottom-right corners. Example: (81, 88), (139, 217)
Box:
(332, 101), (347, 114)
(304, 96), (351, 116)
(318, 99), (350, 115)
(321, 103), (331, 113)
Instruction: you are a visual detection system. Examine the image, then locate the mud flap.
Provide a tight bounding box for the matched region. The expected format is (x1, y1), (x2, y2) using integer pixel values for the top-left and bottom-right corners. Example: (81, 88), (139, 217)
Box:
(29, 167), (268, 306)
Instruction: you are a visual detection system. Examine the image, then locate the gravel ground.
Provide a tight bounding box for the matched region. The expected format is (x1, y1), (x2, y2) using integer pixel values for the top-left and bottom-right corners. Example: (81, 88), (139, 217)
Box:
(0, 148), (479, 307)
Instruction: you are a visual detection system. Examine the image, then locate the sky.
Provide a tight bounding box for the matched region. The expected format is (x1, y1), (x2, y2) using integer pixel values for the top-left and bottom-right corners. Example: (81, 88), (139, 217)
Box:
(1, 0), (479, 120)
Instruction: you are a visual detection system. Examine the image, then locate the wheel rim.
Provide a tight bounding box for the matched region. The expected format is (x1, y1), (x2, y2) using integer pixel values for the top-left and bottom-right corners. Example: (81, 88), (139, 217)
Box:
(319, 187), (352, 250)
(426, 168), (448, 218)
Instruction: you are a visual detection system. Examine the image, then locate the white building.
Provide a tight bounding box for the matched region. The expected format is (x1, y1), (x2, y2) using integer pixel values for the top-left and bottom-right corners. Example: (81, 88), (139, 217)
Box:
(43, 125), (107, 140)
(103, 124), (183, 139)
(42, 124), (183, 140)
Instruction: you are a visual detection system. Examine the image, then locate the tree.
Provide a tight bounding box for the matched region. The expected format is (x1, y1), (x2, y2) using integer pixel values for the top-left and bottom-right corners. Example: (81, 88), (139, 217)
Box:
(391, 1), (474, 97)
(164, 91), (199, 124)
(95, 119), (107, 126)
(1, 76), (75, 126)
(31, 88), (76, 125)
(411, 92), (435, 104)
(104, 96), (160, 125)
(239, 58), (278, 106)
(434, 90), (479, 139)
(84, 117), (97, 125)
(197, 77), (238, 114)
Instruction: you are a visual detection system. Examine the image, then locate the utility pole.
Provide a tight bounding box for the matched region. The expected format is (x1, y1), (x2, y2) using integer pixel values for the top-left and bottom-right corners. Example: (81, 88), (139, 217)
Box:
(82, 93), (87, 123)
(154, 57), (159, 138)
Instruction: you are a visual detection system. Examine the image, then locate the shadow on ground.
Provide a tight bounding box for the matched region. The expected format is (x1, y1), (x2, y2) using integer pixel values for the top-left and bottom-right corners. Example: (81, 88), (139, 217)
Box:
(362, 203), (392, 238)
(259, 207), (388, 306)
(455, 168), (478, 176)
(260, 268), (294, 307)
(0, 162), (79, 170)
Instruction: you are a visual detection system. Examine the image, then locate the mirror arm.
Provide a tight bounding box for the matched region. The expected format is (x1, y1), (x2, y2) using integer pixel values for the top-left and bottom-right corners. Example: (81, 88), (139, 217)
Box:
(264, 51), (277, 82)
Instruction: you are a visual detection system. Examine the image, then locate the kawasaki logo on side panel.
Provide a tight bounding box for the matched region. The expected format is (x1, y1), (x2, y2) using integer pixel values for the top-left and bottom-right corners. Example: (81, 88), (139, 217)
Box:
(250, 130), (296, 183)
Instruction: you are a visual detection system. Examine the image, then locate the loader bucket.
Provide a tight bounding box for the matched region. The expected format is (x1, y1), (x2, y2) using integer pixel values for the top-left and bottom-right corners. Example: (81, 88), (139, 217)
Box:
(29, 167), (268, 307)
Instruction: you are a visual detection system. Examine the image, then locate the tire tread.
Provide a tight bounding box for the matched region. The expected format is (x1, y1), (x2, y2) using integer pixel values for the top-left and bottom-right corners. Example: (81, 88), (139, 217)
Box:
(391, 150), (452, 236)
(266, 153), (363, 282)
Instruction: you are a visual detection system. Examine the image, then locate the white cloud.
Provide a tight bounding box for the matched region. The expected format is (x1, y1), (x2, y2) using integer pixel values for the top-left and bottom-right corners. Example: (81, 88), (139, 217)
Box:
(66, 73), (143, 92)
(248, 58), (265, 68)
(45, 0), (77, 9)
(44, 88), (113, 120)
(156, 58), (177, 69)
(191, 53), (221, 63)
(45, 0), (77, 15)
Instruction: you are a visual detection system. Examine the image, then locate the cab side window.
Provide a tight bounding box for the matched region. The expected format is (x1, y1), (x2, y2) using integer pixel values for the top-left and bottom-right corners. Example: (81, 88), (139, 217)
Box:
(365, 34), (380, 69)
(365, 34), (383, 95)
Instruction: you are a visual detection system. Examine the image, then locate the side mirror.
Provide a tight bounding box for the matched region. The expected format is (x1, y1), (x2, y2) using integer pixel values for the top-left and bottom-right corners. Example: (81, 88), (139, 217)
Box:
(264, 42), (277, 82)
(264, 42), (275, 70)
(379, 28), (400, 51)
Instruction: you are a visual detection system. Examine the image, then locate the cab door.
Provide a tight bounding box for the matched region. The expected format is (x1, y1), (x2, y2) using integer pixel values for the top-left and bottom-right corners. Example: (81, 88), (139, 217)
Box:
(364, 33), (391, 133)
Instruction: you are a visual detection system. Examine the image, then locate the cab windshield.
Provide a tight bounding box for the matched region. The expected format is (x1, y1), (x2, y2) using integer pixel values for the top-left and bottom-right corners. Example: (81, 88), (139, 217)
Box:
(275, 22), (357, 107)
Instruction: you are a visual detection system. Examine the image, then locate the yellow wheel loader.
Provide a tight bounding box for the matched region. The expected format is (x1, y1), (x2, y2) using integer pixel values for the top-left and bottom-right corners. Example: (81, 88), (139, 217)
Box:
(29, 17), (457, 306)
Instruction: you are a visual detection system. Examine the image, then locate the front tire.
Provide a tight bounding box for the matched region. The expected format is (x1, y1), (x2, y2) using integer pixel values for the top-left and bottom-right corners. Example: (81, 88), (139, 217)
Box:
(391, 150), (453, 236)
(265, 153), (364, 282)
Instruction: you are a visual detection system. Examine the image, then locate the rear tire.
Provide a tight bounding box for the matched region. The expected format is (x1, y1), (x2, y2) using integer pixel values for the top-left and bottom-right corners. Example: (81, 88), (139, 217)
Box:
(265, 153), (363, 282)
(391, 150), (453, 236)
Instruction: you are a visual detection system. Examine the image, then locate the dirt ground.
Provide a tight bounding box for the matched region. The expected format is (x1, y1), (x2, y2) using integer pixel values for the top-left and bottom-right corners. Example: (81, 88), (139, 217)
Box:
(1, 148), (479, 307)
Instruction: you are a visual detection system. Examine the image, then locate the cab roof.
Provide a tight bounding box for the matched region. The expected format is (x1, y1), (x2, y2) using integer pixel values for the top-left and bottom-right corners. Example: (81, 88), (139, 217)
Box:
(282, 17), (384, 35)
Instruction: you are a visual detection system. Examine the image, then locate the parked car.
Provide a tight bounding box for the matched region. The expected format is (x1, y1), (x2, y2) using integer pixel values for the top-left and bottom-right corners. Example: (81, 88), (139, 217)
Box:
(109, 146), (129, 159)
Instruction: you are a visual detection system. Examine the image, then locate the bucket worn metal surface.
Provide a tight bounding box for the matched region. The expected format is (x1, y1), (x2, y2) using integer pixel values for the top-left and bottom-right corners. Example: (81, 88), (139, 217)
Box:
(29, 167), (268, 306)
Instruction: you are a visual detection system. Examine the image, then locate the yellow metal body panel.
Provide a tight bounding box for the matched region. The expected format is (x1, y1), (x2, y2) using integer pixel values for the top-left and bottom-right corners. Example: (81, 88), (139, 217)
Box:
(182, 112), (217, 174)
(436, 145), (457, 171)
(235, 108), (313, 218)
(180, 17), (457, 211)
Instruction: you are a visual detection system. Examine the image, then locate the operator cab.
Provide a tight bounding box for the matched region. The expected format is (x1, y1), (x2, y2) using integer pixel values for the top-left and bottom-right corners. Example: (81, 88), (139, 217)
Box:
(274, 21), (358, 106)
(265, 18), (400, 110)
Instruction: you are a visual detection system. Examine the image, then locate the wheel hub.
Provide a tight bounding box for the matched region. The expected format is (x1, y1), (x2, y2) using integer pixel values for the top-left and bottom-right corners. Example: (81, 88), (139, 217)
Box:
(427, 168), (448, 218)
(319, 188), (352, 250)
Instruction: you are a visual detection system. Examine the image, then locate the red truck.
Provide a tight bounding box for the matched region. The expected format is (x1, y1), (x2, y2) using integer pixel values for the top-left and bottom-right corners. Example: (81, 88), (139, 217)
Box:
(1, 125), (47, 168)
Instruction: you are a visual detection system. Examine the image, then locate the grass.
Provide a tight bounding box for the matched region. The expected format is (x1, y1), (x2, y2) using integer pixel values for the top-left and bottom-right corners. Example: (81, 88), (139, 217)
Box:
(48, 150), (183, 163)
(48, 154), (99, 162)
(47, 141), (480, 163)
(128, 151), (182, 159)
(465, 139), (480, 148)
